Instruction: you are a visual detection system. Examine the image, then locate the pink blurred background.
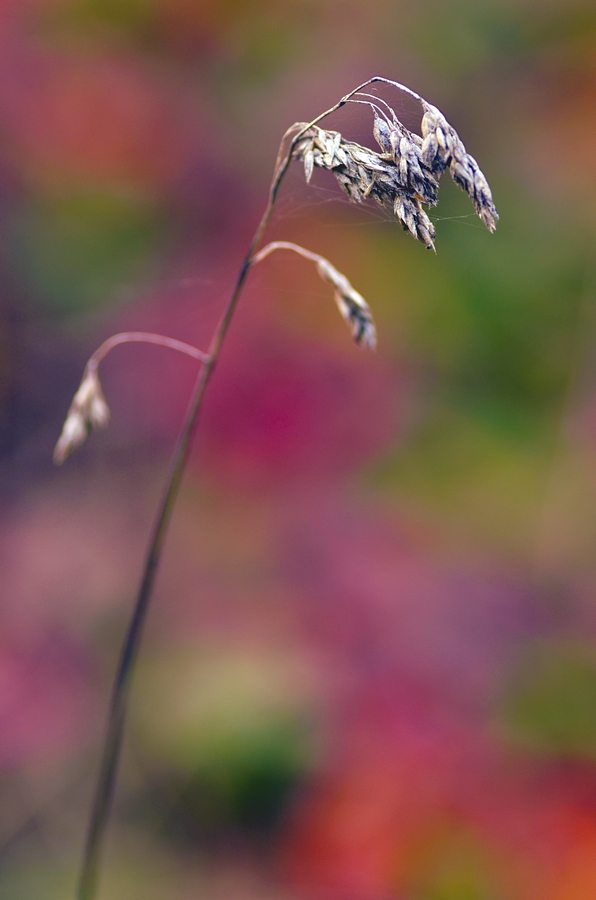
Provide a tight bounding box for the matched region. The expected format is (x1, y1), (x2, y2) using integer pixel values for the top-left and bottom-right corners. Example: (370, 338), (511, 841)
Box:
(1, 1), (596, 897)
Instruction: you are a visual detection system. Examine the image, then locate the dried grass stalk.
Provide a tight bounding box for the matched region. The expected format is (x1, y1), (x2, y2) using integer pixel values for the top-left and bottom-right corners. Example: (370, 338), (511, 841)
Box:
(60, 75), (498, 900)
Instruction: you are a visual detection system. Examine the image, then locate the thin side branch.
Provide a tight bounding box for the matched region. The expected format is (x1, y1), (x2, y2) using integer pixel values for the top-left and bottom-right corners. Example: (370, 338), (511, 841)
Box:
(252, 241), (376, 349)
(89, 332), (210, 367)
(54, 333), (209, 465)
(251, 240), (322, 267)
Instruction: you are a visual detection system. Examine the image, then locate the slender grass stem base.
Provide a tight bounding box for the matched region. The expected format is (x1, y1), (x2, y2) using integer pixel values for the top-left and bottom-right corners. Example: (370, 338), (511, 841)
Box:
(76, 283), (242, 900)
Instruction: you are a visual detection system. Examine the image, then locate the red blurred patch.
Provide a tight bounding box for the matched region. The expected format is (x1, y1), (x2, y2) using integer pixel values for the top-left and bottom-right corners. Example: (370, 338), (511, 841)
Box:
(106, 267), (403, 490)
(520, 58), (596, 203)
(0, 44), (193, 192)
(154, 0), (273, 55)
(0, 633), (95, 768)
(198, 305), (401, 491)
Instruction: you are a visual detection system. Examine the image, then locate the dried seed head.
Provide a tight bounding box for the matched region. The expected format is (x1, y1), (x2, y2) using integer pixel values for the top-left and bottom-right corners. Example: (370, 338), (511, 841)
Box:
(292, 124), (436, 250)
(53, 366), (110, 464)
(420, 101), (499, 232)
(290, 82), (498, 247)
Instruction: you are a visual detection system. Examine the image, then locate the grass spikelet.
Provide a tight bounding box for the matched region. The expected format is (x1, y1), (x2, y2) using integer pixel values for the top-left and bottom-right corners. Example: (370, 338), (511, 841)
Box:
(420, 101), (499, 232)
(252, 241), (376, 350)
(53, 365), (109, 464)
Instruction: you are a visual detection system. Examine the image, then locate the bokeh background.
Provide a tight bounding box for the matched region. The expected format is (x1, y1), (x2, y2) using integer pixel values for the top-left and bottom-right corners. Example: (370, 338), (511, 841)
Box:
(1, 0), (596, 897)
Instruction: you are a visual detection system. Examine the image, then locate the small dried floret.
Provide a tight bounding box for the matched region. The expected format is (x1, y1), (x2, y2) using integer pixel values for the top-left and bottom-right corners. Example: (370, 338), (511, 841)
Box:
(420, 102), (499, 232)
(53, 366), (110, 464)
(393, 194), (435, 247)
(372, 113), (393, 155)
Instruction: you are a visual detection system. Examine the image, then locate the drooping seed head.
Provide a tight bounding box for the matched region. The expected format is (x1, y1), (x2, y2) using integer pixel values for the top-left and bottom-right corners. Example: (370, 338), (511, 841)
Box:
(251, 241), (377, 350)
(420, 101), (499, 232)
(393, 194), (436, 248)
(291, 83), (498, 246)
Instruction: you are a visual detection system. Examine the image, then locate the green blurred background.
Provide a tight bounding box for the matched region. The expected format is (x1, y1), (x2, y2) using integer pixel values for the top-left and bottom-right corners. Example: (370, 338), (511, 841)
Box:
(1, 1), (596, 898)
